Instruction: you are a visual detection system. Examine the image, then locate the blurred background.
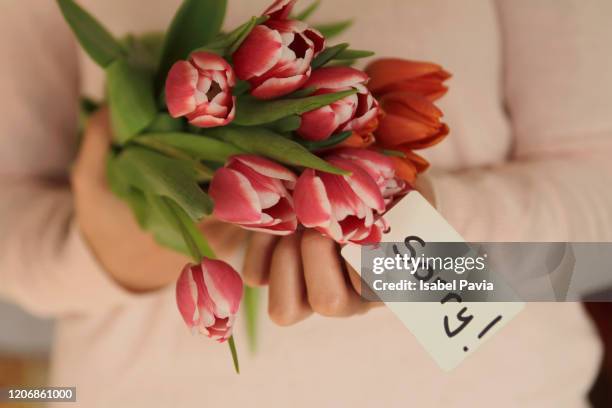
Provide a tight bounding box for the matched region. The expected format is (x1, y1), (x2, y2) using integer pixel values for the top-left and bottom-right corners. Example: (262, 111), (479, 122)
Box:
(1, 303), (611, 407)
(0, 302), (52, 408)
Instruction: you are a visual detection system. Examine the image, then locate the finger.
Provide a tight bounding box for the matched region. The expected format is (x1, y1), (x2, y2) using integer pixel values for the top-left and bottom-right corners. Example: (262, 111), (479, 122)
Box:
(198, 219), (249, 261)
(268, 233), (312, 326)
(73, 108), (111, 183)
(301, 229), (365, 317)
(346, 263), (384, 310)
(243, 232), (279, 287)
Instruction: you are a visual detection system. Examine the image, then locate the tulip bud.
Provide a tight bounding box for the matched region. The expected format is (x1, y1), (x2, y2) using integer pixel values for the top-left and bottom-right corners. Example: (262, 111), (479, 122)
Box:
(232, 1), (324, 100)
(165, 51), (236, 128)
(176, 258), (243, 342)
(365, 58), (451, 101)
(293, 154), (388, 245)
(209, 155), (298, 235)
(296, 67), (380, 142)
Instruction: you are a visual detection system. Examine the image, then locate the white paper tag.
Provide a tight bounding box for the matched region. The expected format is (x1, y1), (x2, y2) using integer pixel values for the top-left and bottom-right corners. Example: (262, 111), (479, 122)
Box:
(341, 191), (525, 371)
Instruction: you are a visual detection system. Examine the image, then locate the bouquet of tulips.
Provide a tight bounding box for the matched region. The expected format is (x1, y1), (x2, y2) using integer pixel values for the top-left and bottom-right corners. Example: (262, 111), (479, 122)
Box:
(58, 0), (450, 372)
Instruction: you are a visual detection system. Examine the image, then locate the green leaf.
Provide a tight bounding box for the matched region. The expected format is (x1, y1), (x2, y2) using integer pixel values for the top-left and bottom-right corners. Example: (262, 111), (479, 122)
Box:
(234, 89), (357, 126)
(106, 154), (150, 227)
(144, 194), (191, 253)
(244, 286), (260, 353)
(152, 196), (215, 260)
(122, 32), (165, 70)
(146, 113), (185, 133)
(311, 43), (349, 69)
(310, 45), (375, 70)
(131, 136), (216, 181)
(205, 16), (268, 56)
(145, 143), (214, 179)
(167, 199), (215, 259)
(233, 80), (251, 96)
(107, 153), (210, 256)
(123, 188), (151, 228)
(287, 87), (316, 98)
(314, 20), (353, 39)
(57, 0), (125, 67)
(106, 154), (128, 196)
(115, 146), (213, 220)
(294, 0), (321, 21)
(156, 0), (228, 92)
(138, 32), (166, 63)
(188, 45), (227, 56)
(298, 130), (352, 151)
(335, 49), (375, 60)
(264, 115), (301, 133)
(106, 59), (157, 143)
(207, 127), (349, 175)
(135, 132), (244, 162)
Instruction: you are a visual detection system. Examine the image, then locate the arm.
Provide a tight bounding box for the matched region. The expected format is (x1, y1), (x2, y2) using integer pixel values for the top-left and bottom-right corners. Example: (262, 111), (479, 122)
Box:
(431, 0), (612, 242)
(0, 1), (137, 316)
(0, 3), (243, 317)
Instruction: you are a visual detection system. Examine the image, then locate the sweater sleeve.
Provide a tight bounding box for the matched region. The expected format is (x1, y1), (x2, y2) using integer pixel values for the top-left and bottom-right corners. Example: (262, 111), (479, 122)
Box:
(0, 1), (138, 316)
(430, 0), (612, 242)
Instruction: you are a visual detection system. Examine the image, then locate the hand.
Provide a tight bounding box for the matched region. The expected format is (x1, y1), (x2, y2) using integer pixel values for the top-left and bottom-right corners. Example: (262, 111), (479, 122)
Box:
(242, 176), (437, 326)
(71, 109), (247, 292)
(243, 229), (374, 326)
(243, 178), (434, 326)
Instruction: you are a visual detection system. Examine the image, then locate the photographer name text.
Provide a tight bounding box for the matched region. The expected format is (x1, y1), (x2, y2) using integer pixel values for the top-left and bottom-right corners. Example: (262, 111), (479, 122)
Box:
(372, 279), (494, 292)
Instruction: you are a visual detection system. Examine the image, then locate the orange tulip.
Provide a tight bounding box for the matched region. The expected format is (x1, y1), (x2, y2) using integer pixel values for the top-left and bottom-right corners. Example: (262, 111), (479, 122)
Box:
(365, 58), (451, 101)
(374, 91), (448, 183)
(375, 91), (449, 149)
(365, 58), (451, 183)
(390, 156), (418, 186)
(390, 149), (430, 187)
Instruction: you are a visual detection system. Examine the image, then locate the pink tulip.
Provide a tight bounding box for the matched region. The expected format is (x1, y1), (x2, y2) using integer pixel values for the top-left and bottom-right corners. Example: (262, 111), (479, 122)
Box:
(165, 51), (236, 128)
(293, 155), (389, 245)
(334, 148), (408, 201)
(232, 1), (324, 100)
(209, 155), (298, 235)
(297, 67), (380, 142)
(176, 258), (243, 342)
(262, 0), (295, 19)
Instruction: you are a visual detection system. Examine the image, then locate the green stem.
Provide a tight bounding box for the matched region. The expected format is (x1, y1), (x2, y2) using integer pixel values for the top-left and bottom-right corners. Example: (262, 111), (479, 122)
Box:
(228, 336), (240, 374)
(244, 286), (260, 353)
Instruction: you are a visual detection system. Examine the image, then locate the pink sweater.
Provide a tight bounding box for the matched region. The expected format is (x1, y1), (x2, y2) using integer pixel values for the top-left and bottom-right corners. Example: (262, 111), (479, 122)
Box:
(1, 0), (610, 406)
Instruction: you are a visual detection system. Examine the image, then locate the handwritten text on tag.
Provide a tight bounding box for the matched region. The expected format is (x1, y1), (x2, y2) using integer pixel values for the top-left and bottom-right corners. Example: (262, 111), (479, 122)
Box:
(341, 191), (525, 371)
